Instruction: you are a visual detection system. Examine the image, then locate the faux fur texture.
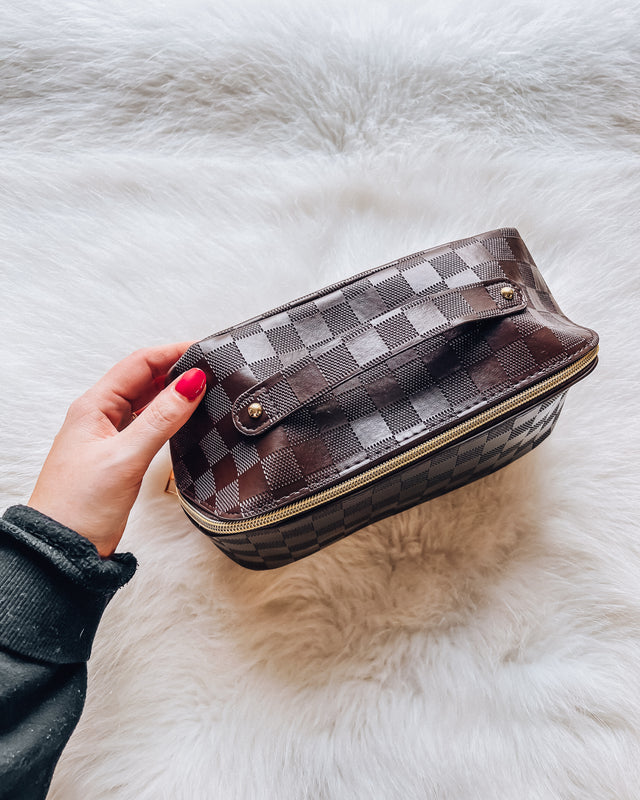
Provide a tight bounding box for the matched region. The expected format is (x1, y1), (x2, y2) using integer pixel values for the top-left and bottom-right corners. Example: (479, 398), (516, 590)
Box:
(1, 0), (639, 797)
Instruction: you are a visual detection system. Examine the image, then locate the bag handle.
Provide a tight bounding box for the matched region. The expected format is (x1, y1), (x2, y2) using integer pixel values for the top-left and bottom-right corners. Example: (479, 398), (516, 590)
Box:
(232, 278), (526, 436)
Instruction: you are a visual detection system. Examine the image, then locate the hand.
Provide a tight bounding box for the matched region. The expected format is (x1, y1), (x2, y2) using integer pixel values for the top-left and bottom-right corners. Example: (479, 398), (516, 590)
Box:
(27, 344), (206, 558)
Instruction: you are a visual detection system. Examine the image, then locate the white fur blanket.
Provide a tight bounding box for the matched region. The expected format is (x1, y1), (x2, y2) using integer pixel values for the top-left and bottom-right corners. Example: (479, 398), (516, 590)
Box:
(2, 1), (639, 797)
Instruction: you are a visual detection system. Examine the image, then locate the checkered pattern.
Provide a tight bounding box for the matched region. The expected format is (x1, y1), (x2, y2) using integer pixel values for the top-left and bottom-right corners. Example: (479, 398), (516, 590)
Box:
(169, 228), (598, 527)
(231, 278), (525, 436)
(187, 389), (568, 569)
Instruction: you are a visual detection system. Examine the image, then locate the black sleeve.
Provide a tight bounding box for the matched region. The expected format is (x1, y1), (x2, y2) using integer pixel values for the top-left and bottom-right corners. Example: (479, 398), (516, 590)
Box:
(0, 505), (137, 800)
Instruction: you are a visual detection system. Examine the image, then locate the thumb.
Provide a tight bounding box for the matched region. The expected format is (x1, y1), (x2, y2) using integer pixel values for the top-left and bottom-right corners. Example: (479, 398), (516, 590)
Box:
(121, 367), (207, 466)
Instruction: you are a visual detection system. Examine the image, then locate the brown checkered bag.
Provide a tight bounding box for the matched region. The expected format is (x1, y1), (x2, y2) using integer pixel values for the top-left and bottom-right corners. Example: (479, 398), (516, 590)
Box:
(167, 228), (598, 569)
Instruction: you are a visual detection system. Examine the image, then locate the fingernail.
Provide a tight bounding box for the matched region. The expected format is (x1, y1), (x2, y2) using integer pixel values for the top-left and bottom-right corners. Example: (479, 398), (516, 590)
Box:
(175, 368), (206, 401)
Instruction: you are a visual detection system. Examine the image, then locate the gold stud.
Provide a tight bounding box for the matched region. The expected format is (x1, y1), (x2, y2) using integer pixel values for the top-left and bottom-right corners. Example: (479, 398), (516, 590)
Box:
(247, 402), (263, 419)
(500, 285), (514, 300)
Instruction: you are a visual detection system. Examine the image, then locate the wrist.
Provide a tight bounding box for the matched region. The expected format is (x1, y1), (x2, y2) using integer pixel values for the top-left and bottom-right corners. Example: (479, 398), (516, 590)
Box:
(27, 490), (127, 558)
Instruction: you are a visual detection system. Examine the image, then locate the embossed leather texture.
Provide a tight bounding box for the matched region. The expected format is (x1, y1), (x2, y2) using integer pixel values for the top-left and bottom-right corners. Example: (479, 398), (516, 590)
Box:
(184, 390), (571, 570)
(168, 228), (599, 569)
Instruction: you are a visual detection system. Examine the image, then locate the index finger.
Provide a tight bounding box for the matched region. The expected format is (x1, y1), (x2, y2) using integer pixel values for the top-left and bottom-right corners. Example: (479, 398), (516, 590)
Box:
(86, 341), (196, 427)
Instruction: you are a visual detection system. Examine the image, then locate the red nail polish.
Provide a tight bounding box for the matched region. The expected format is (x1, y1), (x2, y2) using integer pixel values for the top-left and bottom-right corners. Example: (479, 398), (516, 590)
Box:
(175, 368), (206, 401)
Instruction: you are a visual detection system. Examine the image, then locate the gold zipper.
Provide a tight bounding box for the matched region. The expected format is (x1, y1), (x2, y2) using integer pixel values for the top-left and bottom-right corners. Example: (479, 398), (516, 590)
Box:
(178, 346), (598, 534)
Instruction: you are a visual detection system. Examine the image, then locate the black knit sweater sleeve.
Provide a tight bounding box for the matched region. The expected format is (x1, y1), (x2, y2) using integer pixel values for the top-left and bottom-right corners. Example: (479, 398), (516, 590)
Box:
(0, 505), (137, 800)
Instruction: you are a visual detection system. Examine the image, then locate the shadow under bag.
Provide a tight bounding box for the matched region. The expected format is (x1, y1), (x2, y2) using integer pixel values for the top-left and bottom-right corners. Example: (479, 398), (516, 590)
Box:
(168, 228), (599, 569)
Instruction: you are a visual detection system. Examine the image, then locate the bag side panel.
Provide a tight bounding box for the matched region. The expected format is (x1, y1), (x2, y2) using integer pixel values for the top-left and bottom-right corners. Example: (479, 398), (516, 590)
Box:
(193, 388), (569, 569)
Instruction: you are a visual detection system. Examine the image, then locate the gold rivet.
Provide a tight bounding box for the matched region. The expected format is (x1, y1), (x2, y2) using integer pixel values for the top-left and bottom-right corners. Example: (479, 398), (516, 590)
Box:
(247, 402), (263, 419)
(500, 286), (514, 300)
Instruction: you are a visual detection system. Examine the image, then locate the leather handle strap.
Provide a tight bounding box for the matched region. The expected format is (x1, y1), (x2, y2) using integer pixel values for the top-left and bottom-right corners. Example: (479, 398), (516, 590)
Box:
(232, 278), (526, 436)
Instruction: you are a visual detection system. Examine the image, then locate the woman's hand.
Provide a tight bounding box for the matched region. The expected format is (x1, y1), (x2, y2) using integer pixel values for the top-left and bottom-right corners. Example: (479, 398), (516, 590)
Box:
(27, 344), (206, 557)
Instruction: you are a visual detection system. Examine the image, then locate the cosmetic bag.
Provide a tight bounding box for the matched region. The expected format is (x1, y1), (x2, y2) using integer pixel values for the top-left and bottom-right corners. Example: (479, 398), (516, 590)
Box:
(168, 228), (599, 570)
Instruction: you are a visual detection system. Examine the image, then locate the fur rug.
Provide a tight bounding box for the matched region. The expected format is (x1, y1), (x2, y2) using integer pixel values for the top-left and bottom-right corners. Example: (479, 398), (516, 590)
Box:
(2, 0), (639, 797)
